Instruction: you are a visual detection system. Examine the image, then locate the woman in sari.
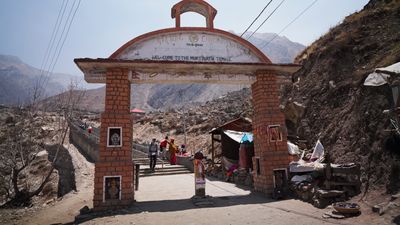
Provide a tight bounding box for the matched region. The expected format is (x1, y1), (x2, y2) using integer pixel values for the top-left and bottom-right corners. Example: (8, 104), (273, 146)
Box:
(168, 138), (178, 165)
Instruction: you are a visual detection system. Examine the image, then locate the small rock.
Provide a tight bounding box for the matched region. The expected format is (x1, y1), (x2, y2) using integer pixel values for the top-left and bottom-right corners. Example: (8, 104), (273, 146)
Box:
(329, 80), (336, 89)
(391, 193), (400, 201)
(323, 211), (345, 219)
(5, 116), (14, 124)
(79, 205), (90, 215)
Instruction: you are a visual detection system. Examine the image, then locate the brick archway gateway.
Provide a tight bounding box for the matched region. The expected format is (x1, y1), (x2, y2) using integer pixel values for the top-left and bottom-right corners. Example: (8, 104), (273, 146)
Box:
(74, 0), (301, 211)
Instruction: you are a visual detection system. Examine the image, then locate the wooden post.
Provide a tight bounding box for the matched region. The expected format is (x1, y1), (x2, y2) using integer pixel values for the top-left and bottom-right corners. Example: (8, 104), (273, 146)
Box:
(211, 133), (215, 165)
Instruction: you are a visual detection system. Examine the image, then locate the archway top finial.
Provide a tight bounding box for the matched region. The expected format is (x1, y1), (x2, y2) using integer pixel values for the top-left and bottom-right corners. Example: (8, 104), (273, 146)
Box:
(171, 0), (217, 29)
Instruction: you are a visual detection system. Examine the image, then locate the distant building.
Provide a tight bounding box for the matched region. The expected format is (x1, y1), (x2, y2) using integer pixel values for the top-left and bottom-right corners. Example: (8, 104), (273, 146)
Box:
(130, 108), (145, 120)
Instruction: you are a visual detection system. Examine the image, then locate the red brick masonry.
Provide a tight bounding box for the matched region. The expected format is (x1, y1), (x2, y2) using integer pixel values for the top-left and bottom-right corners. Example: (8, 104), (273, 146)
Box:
(93, 68), (134, 211)
(252, 72), (292, 194)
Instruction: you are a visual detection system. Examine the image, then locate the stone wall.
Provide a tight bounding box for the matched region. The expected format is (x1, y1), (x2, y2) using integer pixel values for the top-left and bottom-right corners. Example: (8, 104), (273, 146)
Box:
(69, 122), (99, 162)
(177, 156), (194, 172)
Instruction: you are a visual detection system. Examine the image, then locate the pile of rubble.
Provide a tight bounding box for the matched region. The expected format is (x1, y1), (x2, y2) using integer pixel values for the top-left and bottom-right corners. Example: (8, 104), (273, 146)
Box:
(288, 140), (361, 208)
(132, 88), (252, 154)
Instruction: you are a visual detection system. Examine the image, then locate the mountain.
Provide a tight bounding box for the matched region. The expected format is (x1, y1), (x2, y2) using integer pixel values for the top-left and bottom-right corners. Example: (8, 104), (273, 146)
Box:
(243, 32), (306, 63)
(0, 54), (94, 106)
(78, 32), (305, 112)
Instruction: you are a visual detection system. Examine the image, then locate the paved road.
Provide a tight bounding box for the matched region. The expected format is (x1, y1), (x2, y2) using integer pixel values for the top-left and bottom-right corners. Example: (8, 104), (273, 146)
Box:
(79, 172), (352, 225)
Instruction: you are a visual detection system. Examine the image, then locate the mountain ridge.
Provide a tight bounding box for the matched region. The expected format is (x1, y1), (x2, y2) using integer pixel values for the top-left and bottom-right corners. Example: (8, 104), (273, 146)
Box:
(1, 31), (305, 109)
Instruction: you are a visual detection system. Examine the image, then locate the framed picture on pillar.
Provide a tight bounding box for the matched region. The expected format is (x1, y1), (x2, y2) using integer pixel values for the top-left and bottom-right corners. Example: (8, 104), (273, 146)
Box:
(103, 176), (121, 202)
(107, 127), (122, 147)
(268, 125), (282, 142)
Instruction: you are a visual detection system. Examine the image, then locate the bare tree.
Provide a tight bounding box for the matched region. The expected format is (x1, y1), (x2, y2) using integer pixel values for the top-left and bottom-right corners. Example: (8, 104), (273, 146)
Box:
(0, 80), (85, 206)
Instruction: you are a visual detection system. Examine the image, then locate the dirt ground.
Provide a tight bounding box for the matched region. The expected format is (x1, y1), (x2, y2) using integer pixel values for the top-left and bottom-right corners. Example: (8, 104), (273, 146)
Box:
(12, 142), (94, 225)
(2, 140), (397, 225)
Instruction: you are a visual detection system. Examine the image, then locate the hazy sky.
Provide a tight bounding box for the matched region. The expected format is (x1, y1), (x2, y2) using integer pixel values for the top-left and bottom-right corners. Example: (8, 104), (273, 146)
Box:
(0, 0), (369, 76)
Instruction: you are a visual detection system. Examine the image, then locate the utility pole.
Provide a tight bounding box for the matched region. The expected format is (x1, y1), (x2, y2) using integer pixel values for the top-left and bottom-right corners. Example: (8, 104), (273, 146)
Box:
(179, 90), (187, 146)
(183, 106), (187, 146)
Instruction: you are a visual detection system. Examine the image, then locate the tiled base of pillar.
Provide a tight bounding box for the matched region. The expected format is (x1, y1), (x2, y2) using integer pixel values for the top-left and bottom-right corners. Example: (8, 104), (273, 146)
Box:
(93, 199), (135, 212)
(93, 161), (134, 211)
(252, 155), (292, 195)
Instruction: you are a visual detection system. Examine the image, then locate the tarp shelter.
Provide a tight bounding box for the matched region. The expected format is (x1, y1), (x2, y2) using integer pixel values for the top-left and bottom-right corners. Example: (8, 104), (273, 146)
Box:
(364, 62), (400, 110)
(209, 117), (253, 164)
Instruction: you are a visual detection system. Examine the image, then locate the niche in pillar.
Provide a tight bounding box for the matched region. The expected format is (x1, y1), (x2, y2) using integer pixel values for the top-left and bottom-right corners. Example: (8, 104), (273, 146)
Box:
(255, 157), (261, 176)
(107, 127), (122, 147)
(268, 125), (283, 142)
(272, 168), (288, 198)
(273, 168), (288, 189)
(103, 176), (122, 202)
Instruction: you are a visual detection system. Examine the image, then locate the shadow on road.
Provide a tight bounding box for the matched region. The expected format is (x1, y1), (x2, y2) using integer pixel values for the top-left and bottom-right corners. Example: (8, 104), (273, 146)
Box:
(64, 192), (277, 224)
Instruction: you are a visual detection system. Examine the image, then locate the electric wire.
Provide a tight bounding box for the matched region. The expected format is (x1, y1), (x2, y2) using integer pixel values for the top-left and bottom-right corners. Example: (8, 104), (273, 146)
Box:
(260, 0), (319, 50)
(49, 0), (82, 75)
(246, 0), (286, 40)
(33, 0), (69, 101)
(39, 0), (67, 76)
(240, 0), (273, 37)
(45, 0), (78, 77)
(32, 0), (82, 102)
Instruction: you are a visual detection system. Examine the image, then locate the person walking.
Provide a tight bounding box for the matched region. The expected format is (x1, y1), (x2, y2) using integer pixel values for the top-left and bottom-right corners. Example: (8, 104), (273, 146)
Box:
(168, 138), (178, 165)
(148, 138), (159, 172)
(159, 136), (168, 160)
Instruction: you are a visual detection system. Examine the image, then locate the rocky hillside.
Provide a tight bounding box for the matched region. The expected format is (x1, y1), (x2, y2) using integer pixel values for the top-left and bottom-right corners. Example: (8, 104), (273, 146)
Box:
(0, 55), (94, 106)
(282, 0), (400, 193)
(243, 32), (305, 64)
(132, 88), (252, 155)
(75, 32), (304, 112)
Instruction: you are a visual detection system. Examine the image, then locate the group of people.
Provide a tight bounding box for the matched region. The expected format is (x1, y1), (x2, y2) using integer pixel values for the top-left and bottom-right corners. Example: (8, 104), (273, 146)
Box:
(79, 121), (93, 134)
(148, 136), (181, 172)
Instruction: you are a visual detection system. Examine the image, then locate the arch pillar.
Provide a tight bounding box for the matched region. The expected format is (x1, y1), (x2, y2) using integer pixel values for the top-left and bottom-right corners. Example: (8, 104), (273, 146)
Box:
(93, 68), (134, 211)
(251, 71), (291, 194)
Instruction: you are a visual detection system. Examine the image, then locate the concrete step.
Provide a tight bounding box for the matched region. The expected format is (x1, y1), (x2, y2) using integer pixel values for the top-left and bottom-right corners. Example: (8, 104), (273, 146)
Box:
(140, 166), (190, 173)
(133, 160), (166, 166)
(140, 170), (192, 177)
(139, 164), (192, 177)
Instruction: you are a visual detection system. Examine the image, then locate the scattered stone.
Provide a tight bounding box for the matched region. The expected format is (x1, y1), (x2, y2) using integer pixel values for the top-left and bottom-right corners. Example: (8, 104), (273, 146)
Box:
(372, 202), (398, 216)
(79, 205), (91, 215)
(74, 214), (94, 224)
(41, 126), (54, 132)
(5, 116), (14, 124)
(329, 80), (336, 89)
(191, 195), (215, 207)
(36, 150), (48, 157)
(391, 193), (400, 201)
(323, 211), (345, 219)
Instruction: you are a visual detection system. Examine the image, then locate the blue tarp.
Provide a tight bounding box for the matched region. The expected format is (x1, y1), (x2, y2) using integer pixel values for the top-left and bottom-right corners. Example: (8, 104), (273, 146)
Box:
(240, 133), (253, 143)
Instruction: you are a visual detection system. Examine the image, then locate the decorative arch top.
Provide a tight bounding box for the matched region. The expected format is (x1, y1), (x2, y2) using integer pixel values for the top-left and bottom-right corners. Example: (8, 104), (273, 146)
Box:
(171, 0), (217, 28)
(75, 0), (301, 85)
(110, 28), (272, 64)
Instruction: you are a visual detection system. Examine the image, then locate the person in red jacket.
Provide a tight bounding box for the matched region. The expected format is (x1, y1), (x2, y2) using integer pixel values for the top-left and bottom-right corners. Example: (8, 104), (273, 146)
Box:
(159, 136), (168, 160)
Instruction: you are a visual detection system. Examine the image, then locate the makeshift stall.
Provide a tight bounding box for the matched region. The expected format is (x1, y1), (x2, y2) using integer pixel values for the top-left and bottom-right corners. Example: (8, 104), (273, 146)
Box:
(288, 140), (361, 208)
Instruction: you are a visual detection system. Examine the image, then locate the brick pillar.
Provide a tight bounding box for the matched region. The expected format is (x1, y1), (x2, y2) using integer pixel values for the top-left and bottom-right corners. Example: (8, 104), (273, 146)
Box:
(93, 68), (134, 211)
(251, 71), (291, 195)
